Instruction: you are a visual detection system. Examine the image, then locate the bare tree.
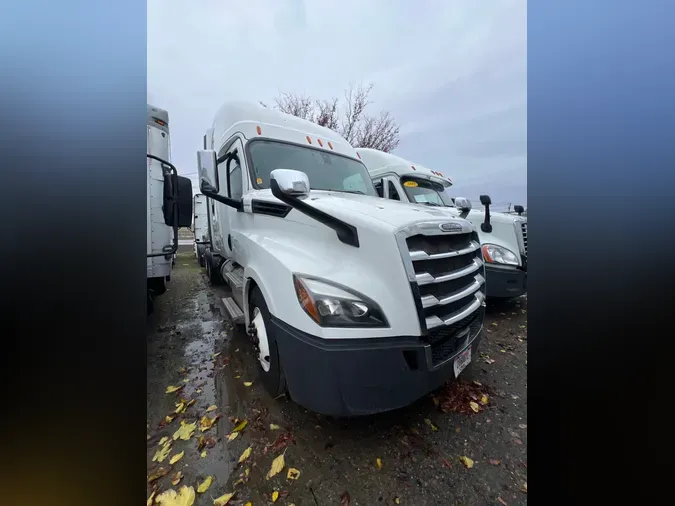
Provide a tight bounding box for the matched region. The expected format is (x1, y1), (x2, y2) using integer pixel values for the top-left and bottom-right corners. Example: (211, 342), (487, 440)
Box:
(264, 83), (400, 152)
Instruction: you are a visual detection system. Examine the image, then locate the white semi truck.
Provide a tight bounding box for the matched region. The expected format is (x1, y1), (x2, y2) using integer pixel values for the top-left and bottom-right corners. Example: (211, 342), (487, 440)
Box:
(192, 193), (210, 267)
(357, 148), (527, 299)
(147, 104), (193, 313)
(196, 101), (487, 416)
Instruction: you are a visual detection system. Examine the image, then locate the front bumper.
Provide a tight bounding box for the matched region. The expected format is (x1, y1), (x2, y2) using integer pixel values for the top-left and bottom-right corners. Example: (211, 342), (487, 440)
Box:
(270, 315), (483, 417)
(485, 264), (527, 298)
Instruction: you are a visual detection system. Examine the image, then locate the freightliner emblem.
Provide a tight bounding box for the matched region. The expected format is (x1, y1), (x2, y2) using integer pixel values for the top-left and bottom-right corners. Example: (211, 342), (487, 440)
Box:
(439, 222), (463, 233)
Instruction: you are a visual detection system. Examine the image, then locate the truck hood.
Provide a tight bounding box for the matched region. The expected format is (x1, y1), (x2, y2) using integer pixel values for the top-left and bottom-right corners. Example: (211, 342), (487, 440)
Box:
(255, 190), (461, 231)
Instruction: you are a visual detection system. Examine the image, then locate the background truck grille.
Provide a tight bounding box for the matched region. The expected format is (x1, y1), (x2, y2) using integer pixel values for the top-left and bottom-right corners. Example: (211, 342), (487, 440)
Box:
(520, 222), (527, 255)
(403, 229), (486, 365)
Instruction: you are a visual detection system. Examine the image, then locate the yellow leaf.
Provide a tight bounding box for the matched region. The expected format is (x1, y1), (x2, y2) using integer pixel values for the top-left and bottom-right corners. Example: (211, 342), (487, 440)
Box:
(521, 482), (527, 493)
(227, 432), (239, 442)
(266, 453), (285, 480)
(212, 352), (221, 358)
(187, 399), (196, 408)
(173, 420), (197, 441)
(491, 322), (498, 326)
(147, 490), (156, 506)
(153, 442), (172, 462)
(469, 401), (480, 413)
(459, 455), (474, 469)
(243, 381), (253, 387)
(238, 446), (252, 463)
(272, 491), (279, 502)
(232, 419), (248, 432)
(201, 451), (207, 458)
(376, 458), (382, 469)
(166, 385), (183, 394)
(200, 415), (218, 432)
(213, 492), (234, 506)
(169, 450), (185, 465)
(234, 375), (241, 379)
(473, 380), (483, 386)
(244, 468), (250, 477)
(480, 395), (489, 405)
(159, 436), (169, 446)
(424, 418), (438, 431)
(394, 497), (401, 504)
(155, 486), (196, 506)
(165, 415), (175, 424)
(245, 503), (252, 506)
(269, 424), (281, 430)
(197, 475), (213, 493)
(206, 405), (217, 413)
(287, 467), (301, 480)
(183, 378), (190, 383)
(171, 471), (183, 486)
(175, 401), (187, 414)
(196, 389), (202, 394)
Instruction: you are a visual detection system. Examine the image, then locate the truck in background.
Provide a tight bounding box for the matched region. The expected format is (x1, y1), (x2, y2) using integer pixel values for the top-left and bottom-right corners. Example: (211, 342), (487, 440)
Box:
(196, 101), (486, 416)
(192, 194), (210, 267)
(356, 148), (527, 300)
(147, 104), (194, 313)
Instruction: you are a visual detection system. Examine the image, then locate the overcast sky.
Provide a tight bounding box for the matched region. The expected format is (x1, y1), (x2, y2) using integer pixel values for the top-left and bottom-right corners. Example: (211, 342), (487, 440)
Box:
(148, 0), (526, 209)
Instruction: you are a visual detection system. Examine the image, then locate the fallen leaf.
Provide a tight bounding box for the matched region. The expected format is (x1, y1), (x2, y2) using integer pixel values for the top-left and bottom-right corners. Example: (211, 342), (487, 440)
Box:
(243, 381), (253, 387)
(469, 401), (480, 413)
(394, 498), (401, 505)
(424, 418), (438, 431)
(234, 375), (241, 379)
(187, 399), (196, 408)
(147, 490), (156, 506)
(376, 458), (382, 469)
(480, 395), (489, 405)
(175, 401), (187, 414)
(183, 378), (190, 383)
(195, 389), (202, 394)
(497, 497), (508, 506)
(472, 380), (483, 386)
(148, 467), (169, 483)
(484, 357), (496, 365)
(212, 352), (221, 358)
(178, 366), (187, 374)
(270, 424), (281, 430)
(213, 492), (234, 506)
(488, 459), (501, 466)
(153, 442), (172, 463)
(171, 471), (183, 485)
(287, 467), (300, 480)
(340, 491), (350, 506)
(459, 455), (474, 469)
(272, 490), (279, 502)
(201, 451), (207, 458)
(227, 432), (239, 442)
(266, 453), (285, 480)
(206, 405), (217, 413)
(159, 436), (169, 446)
(164, 415), (175, 425)
(244, 503), (252, 506)
(238, 446), (253, 464)
(232, 419), (248, 432)
(200, 415), (219, 432)
(197, 476), (213, 493)
(244, 468), (250, 477)
(491, 322), (498, 326)
(155, 486), (195, 506)
(518, 424), (527, 429)
(166, 385), (184, 394)
(519, 325), (526, 329)
(173, 420), (197, 441)
(520, 482), (527, 493)
(169, 450), (185, 465)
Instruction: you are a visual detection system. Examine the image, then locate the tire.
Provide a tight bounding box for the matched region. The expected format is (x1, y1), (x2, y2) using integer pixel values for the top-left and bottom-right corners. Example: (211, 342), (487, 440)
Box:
(198, 253), (205, 268)
(204, 250), (223, 285)
(148, 276), (167, 295)
(147, 291), (155, 315)
(250, 287), (287, 398)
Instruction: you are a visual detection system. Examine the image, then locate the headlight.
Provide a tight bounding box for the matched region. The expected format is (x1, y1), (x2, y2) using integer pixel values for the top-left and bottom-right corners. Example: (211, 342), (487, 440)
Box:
(293, 275), (388, 328)
(481, 244), (519, 266)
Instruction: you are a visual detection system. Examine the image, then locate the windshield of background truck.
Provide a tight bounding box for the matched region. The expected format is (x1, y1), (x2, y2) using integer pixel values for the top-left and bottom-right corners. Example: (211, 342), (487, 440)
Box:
(400, 177), (454, 207)
(248, 140), (377, 196)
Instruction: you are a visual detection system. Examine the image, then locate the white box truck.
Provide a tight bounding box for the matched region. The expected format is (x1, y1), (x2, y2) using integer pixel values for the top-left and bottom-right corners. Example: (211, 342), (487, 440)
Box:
(196, 101), (487, 416)
(192, 193), (210, 267)
(357, 148), (527, 299)
(147, 104), (193, 313)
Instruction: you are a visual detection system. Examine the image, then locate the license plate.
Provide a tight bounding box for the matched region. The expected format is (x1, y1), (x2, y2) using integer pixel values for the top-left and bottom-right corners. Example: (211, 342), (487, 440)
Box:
(453, 347), (472, 378)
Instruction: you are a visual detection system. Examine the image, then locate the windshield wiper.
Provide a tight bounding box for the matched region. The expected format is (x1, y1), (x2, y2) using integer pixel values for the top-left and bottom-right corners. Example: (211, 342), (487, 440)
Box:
(313, 188), (365, 195)
(421, 201), (442, 207)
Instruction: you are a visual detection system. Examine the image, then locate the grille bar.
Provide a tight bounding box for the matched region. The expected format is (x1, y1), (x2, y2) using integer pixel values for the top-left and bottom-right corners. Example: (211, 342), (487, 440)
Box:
(415, 257), (483, 286)
(521, 222), (527, 255)
(410, 241), (480, 261)
(426, 291), (486, 330)
(421, 274), (485, 308)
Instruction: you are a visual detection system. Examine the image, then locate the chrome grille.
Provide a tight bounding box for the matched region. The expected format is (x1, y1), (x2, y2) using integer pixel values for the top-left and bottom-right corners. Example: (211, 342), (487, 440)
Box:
(399, 224), (486, 333)
(521, 222), (527, 255)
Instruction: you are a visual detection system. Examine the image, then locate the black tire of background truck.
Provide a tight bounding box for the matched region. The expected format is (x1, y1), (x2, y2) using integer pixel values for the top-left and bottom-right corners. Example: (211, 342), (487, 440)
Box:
(198, 252), (205, 268)
(147, 291), (154, 315)
(197, 244), (206, 267)
(204, 249), (223, 285)
(148, 276), (167, 295)
(250, 287), (287, 398)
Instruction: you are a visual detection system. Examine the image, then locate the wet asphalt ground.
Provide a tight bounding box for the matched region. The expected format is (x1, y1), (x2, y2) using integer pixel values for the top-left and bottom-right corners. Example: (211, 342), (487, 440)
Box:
(147, 251), (527, 506)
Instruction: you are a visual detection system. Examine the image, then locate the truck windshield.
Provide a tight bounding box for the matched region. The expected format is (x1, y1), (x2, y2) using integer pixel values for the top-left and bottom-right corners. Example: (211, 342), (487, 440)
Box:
(248, 140), (377, 196)
(400, 177), (454, 207)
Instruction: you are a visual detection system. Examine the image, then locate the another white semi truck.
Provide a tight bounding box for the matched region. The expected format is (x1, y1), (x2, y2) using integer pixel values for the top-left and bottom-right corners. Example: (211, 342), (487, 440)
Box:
(197, 101), (487, 416)
(147, 104), (193, 313)
(357, 148), (527, 299)
(192, 193), (210, 267)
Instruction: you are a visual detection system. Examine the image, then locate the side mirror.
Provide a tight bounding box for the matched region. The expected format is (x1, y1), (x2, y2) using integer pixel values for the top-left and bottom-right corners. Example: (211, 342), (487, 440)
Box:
(197, 150), (219, 195)
(175, 176), (193, 228)
(454, 197), (472, 211)
(479, 194), (492, 233)
(270, 169), (310, 197)
(479, 194), (492, 206)
(162, 174), (193, 228)
(514, 204), (524, 216)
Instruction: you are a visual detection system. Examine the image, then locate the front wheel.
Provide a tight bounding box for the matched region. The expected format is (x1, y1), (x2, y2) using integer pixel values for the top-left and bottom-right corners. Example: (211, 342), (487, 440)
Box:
(249, 287), (287, 398)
